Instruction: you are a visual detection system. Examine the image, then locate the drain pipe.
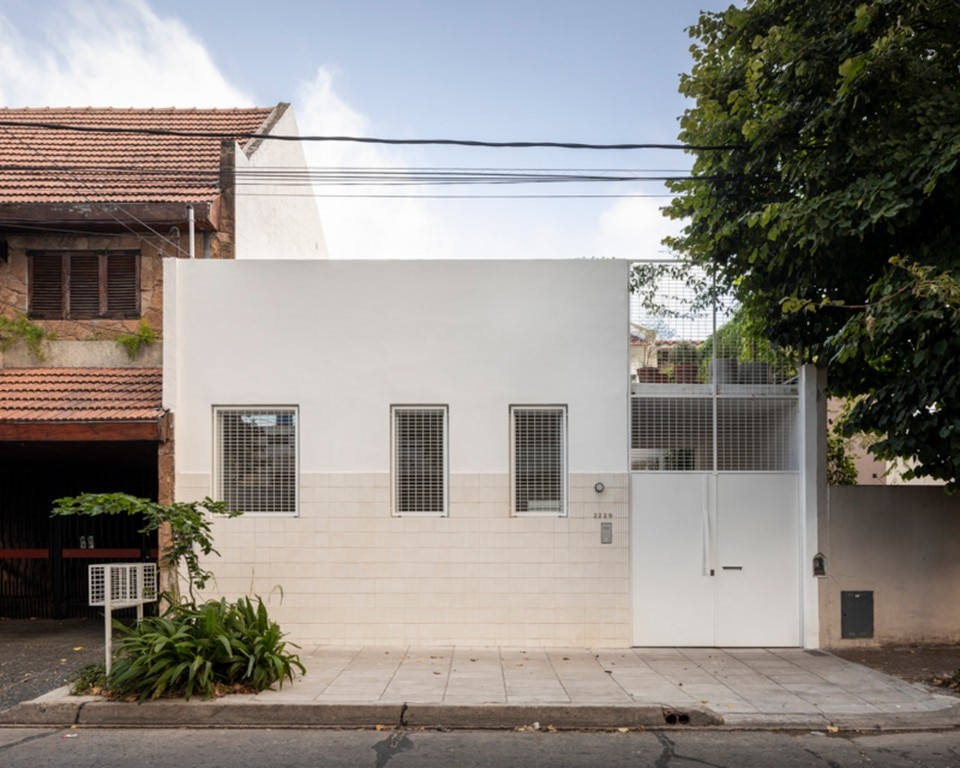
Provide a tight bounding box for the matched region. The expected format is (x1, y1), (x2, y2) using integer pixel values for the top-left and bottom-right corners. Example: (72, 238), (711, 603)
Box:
(186, 205), (196, 259)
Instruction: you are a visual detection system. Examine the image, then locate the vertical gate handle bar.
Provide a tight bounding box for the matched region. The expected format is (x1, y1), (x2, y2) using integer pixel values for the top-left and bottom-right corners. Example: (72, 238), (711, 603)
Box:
(702, 474), (713, 577)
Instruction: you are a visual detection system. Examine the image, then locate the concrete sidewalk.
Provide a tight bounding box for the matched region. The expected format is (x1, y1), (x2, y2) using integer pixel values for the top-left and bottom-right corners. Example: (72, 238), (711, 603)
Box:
(4, 646), (960, 732)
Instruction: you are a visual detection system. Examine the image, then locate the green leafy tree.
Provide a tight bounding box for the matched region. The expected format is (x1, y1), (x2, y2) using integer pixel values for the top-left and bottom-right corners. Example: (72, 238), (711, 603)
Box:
(666, 0), (960, 488)
(51, 493), (240, 602)
(827, 433), (859, 486)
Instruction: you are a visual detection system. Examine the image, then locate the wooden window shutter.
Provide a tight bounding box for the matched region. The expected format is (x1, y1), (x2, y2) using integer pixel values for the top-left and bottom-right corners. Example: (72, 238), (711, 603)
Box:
(106, 252), (139, 316)
(29, 253), (64, 318)
(68, 253), (101, 318)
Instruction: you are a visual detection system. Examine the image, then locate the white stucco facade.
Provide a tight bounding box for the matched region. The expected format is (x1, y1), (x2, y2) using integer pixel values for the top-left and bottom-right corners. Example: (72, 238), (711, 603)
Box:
(233, 105), (329, 260)
(164, 258), (631, 646)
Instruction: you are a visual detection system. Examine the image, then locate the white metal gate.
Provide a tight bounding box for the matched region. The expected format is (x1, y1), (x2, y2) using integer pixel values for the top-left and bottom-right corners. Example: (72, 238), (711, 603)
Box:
(631, 472), (801, 646)
(629, 390), (803, 647)
(628, 261), (807, 647)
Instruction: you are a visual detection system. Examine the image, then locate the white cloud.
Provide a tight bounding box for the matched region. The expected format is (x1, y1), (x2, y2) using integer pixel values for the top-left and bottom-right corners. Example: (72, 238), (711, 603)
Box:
(595, 196), (682, 263)
(0, 1), (678, 265)
(293, 66), (458, 260)
(295, 67), (671, 263)
(0, 0), (251, 107)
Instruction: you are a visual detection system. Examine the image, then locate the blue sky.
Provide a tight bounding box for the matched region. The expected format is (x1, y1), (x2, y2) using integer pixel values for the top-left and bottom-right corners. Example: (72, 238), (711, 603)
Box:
(0, 0), (733, 260)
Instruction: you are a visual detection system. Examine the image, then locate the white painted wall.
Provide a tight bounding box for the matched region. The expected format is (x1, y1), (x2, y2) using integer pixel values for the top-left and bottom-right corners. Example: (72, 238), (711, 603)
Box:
(800, 364), (823, 648)
(163, 259), (632, 646)
(166, 259), (629, 475)
(233, 105), (328, 260)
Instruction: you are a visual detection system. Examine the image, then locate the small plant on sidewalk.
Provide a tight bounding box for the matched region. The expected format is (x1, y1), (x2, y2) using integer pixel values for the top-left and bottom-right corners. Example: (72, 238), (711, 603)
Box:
(54, 493), (304, 700)
(69, 663), (108, 696)
(107, 597), (304, 701)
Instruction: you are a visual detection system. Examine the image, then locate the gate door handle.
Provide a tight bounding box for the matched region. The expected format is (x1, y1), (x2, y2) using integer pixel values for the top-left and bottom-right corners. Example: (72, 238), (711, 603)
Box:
(721, 565), (743, 571)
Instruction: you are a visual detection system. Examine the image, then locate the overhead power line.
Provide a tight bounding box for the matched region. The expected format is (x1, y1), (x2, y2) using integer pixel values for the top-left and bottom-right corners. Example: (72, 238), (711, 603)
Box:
(247, 193), (678, 199)
(0, 163), (704, 186)
(0, 119), (735, 151)
(0, 126), (186, 254)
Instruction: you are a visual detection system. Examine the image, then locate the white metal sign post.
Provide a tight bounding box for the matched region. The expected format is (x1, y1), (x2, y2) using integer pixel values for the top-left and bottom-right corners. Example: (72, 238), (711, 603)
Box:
(88, 563), (158, 675)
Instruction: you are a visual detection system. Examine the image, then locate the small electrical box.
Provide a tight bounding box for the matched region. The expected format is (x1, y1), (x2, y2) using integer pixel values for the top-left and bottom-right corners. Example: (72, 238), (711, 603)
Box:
(841, 590), (874, 639)
(601, 522), (613, 544)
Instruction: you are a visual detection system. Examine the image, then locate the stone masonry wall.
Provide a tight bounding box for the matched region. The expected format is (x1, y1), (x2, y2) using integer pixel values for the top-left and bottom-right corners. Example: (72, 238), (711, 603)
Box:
(0, 232), (170, 343)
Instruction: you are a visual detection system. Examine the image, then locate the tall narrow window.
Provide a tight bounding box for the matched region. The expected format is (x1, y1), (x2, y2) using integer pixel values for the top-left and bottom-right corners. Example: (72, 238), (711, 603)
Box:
(28, 250), (139, 319)
(511, 405), (567, 516)
(214, 407), (298, 515)
(392, 405), (448, 516)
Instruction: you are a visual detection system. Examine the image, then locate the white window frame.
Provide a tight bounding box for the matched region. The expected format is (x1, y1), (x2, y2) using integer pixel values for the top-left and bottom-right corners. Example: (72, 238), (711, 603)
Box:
(213, 406), (299, 516)
(391, 405), (449, 517)
(510, 405), (568, 517)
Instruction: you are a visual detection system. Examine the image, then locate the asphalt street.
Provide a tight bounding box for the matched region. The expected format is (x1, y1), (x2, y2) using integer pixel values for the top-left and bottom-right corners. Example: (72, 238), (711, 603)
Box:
(0, 619), (104, 712)
(2, 726), (960, 768)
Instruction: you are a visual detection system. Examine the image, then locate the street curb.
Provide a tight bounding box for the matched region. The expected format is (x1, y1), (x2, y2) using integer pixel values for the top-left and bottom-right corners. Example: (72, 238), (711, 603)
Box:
(0, 700), (83, 726)
(0, 691), (721, 729)
(401, 704), (722, 729)
(4, 689), (959, 733)
(79, 701), (405, 728)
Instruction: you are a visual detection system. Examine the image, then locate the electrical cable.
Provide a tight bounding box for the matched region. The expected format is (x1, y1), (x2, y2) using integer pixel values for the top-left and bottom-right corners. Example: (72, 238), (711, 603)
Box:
(0, 119), (738, 151)
(0, 127), (188, 255)
(234, 192), (679, 199)
(0, 163), (708, 193)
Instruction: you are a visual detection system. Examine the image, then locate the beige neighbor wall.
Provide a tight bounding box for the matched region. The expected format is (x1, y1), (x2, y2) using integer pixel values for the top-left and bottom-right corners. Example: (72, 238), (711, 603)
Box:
(820, 485), (960, 647)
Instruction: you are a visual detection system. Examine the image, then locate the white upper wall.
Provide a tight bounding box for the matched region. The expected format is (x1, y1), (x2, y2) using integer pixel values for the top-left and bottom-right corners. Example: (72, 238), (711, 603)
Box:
(164, 259), (630, 473)
(233, 105), (329, 259)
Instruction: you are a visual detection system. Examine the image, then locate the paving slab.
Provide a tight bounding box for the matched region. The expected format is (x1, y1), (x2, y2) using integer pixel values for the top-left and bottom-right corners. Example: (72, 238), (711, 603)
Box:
(2, 645), (959, 732)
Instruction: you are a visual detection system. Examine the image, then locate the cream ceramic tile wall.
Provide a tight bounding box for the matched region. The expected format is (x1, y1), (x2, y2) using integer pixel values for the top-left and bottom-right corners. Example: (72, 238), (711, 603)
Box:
(178, 472), (630, 647)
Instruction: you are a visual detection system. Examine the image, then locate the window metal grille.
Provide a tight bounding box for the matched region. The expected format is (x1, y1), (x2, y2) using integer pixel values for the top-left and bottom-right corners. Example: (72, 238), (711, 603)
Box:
(716, 398), (798, 471)
(28, 250), (140, 319)
(631, 396), (799, 472)
(215, 407), (298, 514)
(511, 405), (567, 515)
(392, 406), (448, 516)
(632, 397), (713, 471)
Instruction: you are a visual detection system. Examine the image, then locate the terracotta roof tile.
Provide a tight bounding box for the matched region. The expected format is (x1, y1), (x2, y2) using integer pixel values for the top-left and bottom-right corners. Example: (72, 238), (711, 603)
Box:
(0, 106), (276, 204)
(0, 368), (162, 422)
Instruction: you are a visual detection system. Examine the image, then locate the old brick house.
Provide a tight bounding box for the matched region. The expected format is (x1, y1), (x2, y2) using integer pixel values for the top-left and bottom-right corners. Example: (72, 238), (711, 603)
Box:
(0, 104), (326, 618)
